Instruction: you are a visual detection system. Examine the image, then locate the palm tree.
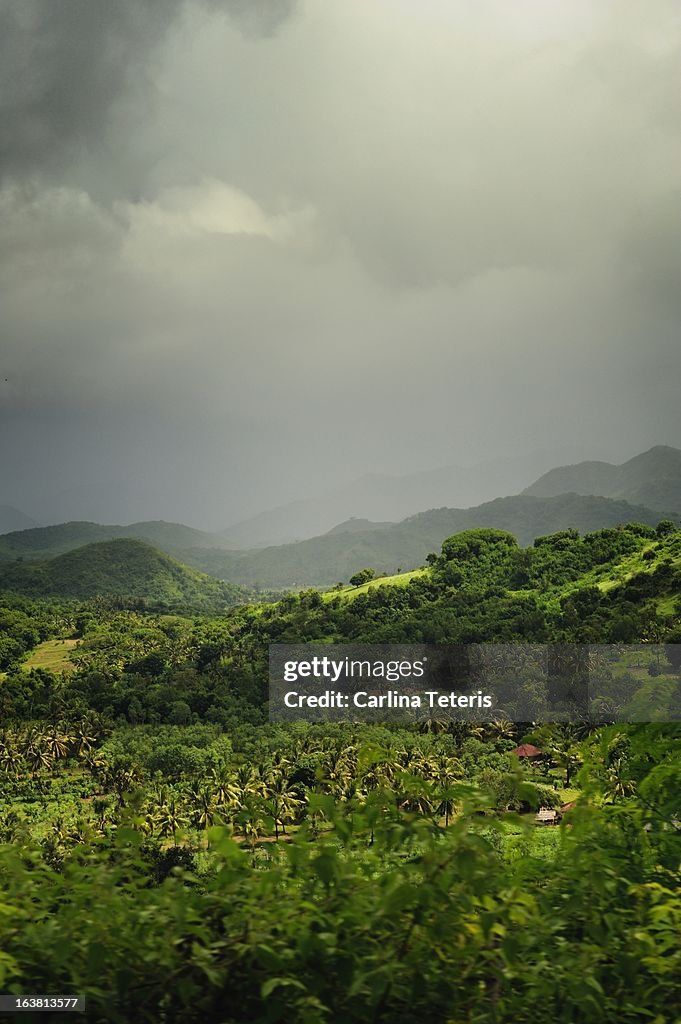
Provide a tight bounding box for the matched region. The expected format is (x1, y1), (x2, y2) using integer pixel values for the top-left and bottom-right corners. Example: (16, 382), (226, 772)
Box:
(153, 795), (189, 846)
(484, 718), (516, 745)
(233, 763), (260, 811)
(432, 754), (463, 827)
(321, 748), (349, 795)
(548, 730), (583, 787)
(47, 815), (68, 845)
(66, 817), (92, 846)
(237, 799), (266, 860)
(0, 732), (22, 779)
(397, 779), (435, 817)
(604, 757), (636, 802)
(264, 776), (301, 839)
(72, 716), (99, 757)
(359, 758), (397, 845)
(208, 768), (240, 812)
(418, 717), (449, 735)
(22, 731), (53, 776)
(43, 728), (71, 763)
(189, 787), (218, 832)
(360, 761), (387, 796)
(82, 751), (109, 785)
(395, 748), (424, 774)
(270, 750), (291, 775)
(252, 761), (274, 798)
(0, 809), (29, 844)
(110, 764), (142, 807)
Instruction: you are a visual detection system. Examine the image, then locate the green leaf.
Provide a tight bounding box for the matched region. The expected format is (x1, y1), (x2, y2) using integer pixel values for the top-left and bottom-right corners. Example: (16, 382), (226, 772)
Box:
(261, 977), (307, 1000)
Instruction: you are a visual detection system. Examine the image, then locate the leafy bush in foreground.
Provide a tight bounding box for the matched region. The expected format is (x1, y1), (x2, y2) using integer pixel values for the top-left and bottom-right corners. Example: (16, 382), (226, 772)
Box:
(0, 791), (679, 1024)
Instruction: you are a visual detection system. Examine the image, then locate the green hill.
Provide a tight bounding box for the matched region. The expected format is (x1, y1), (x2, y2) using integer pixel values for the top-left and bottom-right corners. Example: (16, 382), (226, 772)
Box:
(523, 445), (681, 514)
(0, 494), (668, 592)
(0, 520), (226, 562)
(252, 522), (681, 653)
(0, 538), (245, 610)
(186, 493), (663, 589)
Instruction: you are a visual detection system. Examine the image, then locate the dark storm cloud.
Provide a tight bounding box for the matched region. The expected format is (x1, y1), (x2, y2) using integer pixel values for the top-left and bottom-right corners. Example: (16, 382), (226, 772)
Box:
(0, 0), (298, 178)
(0, 0), (679, 528)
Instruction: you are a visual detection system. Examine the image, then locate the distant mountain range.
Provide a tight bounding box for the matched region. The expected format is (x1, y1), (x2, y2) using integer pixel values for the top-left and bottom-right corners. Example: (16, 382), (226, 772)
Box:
(0, 445), (677, 592)
(523, 445), (681, 514)
(218, 451), (577, 548)
(0, 519), (221, 559)
(187, 494), (663, 589)
(0, 506), (38, 535)
(0, 494), (661, 591)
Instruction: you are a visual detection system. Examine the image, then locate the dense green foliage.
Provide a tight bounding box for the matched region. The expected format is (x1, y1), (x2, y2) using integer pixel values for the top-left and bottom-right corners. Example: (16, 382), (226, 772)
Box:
(0, 719), (679, 1023)
(349, 567), (376, 587)
(0, 539), (245, 611)
(0, 523), (679, 725)
(0, 521), (680, 1021)
(0, 595), (67, 671)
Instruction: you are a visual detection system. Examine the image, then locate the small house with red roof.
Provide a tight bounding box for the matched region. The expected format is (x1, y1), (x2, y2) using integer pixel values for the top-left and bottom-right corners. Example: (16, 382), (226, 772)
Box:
(509, 743), (543, 760)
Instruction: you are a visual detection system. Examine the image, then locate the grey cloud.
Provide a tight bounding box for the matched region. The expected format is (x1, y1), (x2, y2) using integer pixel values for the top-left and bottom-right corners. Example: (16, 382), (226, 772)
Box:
(137, 1), (680, 292)
(0, 0), (299, 179)
(216, 0), (299, 39)
(0, 1), (679, 528)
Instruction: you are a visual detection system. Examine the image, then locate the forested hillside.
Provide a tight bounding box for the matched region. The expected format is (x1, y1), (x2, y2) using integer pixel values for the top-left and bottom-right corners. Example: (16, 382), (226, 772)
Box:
(189, 494), (662, 588)
(1, 520), (680, 716)
(0, 494), (662, 592)
(0, 539), (245, 611)
(0, 520), (680, 1021)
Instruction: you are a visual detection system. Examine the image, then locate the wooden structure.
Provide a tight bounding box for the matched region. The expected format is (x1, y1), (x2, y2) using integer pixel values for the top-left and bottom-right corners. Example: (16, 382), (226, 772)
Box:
(509, 743), (543, 760)
(534, 807), (559, 825)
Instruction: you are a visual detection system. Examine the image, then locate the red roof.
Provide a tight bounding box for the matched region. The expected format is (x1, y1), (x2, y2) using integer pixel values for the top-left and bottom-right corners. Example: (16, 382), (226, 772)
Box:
(509, 743), (543, 758)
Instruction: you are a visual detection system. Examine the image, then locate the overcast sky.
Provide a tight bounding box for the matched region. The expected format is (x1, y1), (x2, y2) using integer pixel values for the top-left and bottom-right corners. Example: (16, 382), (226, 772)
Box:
(1, 0), (679, 529)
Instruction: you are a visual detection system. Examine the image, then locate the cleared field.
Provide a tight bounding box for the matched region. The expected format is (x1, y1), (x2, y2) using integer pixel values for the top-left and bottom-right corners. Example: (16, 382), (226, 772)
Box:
(323, 568), (425, 602)
(595, 541), (679, 594)
(22, 638), (80, 674)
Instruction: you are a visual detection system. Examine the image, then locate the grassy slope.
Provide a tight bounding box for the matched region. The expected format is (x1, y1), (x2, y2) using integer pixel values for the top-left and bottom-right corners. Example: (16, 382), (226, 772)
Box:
(323, 568), (424, 601)
(588, 533), (680, 607)
(22, 639), (80, 673)
(327, 524), (681, 613)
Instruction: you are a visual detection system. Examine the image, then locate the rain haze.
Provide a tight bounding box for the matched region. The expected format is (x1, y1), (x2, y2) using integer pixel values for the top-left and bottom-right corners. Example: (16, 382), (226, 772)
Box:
(1, 0), (680, 530)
